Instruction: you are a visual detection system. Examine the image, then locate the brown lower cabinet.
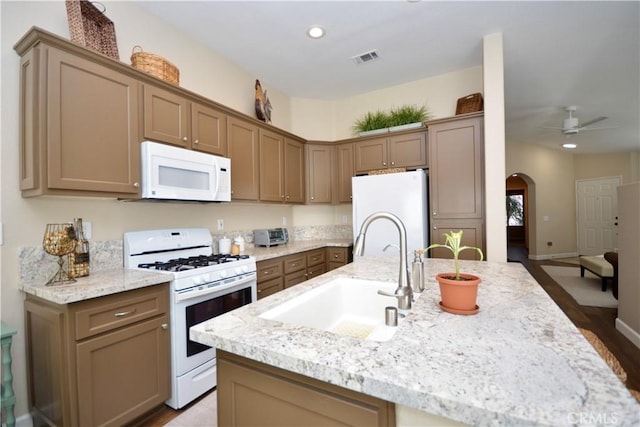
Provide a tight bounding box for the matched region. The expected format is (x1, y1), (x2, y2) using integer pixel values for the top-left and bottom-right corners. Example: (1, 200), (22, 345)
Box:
(256, 246), (350, 299)
(24, 284), (170, 427)
(217, 350), (396, 427)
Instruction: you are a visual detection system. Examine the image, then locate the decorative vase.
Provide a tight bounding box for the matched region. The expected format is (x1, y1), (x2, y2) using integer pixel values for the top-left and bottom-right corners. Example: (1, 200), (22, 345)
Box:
(436, 272), (481, 315)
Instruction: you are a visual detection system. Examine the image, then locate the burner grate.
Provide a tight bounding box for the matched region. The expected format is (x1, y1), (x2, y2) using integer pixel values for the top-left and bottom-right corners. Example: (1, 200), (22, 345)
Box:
(138, 254), (251, 271)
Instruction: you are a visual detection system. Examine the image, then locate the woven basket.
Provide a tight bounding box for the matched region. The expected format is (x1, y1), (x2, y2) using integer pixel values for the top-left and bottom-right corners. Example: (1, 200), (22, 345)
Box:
(66, 0), (119, 60)
(455, 93), (483, 115)
(131, 46), (180, 85)
(368, 167), (406, 175)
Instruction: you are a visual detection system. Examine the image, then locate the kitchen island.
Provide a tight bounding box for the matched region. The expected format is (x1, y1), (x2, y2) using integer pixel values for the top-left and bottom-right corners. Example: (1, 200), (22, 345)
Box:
(191, 256), (639, 426)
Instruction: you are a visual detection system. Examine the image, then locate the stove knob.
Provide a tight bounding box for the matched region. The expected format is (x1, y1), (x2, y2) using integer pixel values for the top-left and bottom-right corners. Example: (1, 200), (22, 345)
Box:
(202, 274), (211, 283)
(193, 276), (204, 285)
(219, 270), (228, 278)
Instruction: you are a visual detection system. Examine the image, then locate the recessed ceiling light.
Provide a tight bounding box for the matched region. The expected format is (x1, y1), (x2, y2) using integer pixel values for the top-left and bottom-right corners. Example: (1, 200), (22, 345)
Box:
(307, 26), (325, 39)
(563, 143), (577, 149)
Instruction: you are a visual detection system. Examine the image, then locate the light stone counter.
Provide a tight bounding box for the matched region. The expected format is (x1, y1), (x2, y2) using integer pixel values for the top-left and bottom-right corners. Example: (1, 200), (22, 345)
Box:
(191, 256), (640, 426)
(243, 239), (353, 262)
(20, 269), (170, 304)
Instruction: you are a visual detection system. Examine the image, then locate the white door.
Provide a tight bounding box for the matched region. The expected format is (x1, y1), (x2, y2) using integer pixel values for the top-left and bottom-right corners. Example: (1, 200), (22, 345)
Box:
(576, 177), (620, 255)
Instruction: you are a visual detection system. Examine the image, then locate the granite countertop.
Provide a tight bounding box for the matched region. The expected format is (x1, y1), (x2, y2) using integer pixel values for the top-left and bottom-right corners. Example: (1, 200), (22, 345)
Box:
(20, 269), (170, 304)
(244, 239), (353, 262)
(191, 256), (640, 426)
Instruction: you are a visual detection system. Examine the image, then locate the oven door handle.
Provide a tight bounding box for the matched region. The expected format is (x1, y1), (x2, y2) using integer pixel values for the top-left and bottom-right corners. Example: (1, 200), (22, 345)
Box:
(175, 272), (257, 303)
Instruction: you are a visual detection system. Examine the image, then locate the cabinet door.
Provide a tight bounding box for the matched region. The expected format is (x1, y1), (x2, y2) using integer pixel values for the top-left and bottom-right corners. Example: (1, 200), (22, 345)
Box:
(191, 102), (227, 156)
(388, 132), (427, 169)
(76, 315), (170, 426)
(429, 117), (483, 219)
(228, 117), (259, 201)
(143, 84), (189, 148)
(354, 137), (387, 174)
(335, 143), (354, 203)
(306, 144), (332, 204)
(259, 129), (285, 202)
(430, 220), (484, 261)
(46, 48), (141, 195)
(284, 138), (305, 203)
(218, 350), (395, 427)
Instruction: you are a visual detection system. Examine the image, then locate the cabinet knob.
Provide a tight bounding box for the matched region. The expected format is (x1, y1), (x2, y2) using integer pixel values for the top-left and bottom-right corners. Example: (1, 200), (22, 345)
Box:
(433, 226), (437, 230)
(391, 161), (395, 166)
(311, 196), (315, 200)
(383, 162), (387, 166)
(281, 195), (285, 199)
(286, 195), (290, 200)
(161, 323), (168, 330)
(194, 139), (199, 144)
(334, 254), (338, 258)
(433, 212), (437, 216)
(133, 182), (139, 188)
(183, 136), (188, 142)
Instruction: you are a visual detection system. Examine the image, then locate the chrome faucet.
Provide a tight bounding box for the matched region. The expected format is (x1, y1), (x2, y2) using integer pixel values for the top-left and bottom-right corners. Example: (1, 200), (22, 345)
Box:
(353, 212), (412, 310)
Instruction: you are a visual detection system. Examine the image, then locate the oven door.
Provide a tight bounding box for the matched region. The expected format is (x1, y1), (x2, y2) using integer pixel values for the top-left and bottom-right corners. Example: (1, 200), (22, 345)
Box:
(173, 272), (256, 376)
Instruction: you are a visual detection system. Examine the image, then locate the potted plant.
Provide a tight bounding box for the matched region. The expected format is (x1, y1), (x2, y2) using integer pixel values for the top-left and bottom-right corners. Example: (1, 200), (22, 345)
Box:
(423, 230), (484, 315)
(352, 104), (432, 136)
(387, 104), (432, 132)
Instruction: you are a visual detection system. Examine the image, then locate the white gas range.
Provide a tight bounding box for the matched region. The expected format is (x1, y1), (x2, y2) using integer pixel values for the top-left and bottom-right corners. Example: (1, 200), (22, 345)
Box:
(123, 228), (257, 409)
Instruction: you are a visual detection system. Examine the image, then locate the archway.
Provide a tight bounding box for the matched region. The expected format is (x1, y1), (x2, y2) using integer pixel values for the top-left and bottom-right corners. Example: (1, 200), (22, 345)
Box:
(506, 173), (536, 260)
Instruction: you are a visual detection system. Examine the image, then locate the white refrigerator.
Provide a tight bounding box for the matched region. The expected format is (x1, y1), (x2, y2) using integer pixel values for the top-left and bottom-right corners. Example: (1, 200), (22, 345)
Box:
(352, 170), (428, 257)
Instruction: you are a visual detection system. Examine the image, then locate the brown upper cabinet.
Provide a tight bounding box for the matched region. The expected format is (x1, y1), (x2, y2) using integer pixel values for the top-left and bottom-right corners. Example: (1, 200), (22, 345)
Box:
(427, 112), (485, 258)
(142, 84), (227, 156)
(306, 143), (333, 204)
(227, 116), (260, 201)
(259, 130), (305, 203)
(354, 131), (427, 174)
(16, 29), (141, 198)
(335, 143), (354, 203)
(306, 142), (354, 205)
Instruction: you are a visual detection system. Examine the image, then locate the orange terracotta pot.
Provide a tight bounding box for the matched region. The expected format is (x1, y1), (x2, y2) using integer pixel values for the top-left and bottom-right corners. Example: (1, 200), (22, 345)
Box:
(436, 272), (481, 315)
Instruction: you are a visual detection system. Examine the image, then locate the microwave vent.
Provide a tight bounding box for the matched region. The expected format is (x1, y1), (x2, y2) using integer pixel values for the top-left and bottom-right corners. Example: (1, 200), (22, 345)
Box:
(352, 49), (380, 65)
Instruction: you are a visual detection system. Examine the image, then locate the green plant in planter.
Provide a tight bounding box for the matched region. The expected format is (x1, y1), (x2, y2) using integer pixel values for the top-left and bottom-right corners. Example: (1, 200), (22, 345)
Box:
(388, 104), (432, 127)
(423, 230), (483, 280)
(352, 110), (391, 133)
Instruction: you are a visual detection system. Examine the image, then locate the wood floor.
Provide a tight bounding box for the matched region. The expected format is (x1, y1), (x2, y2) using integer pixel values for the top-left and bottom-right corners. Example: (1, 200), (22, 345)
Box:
(133, 245), (640, 426)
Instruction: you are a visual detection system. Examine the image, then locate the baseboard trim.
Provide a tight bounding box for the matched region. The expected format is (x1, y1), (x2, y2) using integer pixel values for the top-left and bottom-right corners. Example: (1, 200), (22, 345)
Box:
(2, 413), (34, 427)
(616, 318), (640, 350)
(529, 252), (579, 261)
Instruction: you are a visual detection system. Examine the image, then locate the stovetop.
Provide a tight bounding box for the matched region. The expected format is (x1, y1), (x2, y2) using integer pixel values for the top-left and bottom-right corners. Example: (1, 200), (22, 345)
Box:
(138, 254), (251, 272)
(124, 228), (257, 291)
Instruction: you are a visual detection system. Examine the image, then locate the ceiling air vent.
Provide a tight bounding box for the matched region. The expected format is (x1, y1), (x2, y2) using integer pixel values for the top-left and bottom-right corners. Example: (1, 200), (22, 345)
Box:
(352, 49), (380, 65)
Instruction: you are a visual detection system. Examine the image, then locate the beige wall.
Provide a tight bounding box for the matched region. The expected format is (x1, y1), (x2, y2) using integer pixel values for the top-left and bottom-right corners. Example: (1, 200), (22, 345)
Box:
(574, 152), (638, 183)
(506, 142), (578, 258)
(1, 2), (484, 421)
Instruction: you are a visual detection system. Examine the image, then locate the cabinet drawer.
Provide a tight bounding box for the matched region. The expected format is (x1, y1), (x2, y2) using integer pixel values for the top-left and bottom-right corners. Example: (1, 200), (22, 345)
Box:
(307, 264), (327, 280)
(73, 284), (168, 340)
(257, 277), (283, 300)
(257, 259), (283, 282)
(284, 271), (307, 289)
(328, 262), (345, 272)
(283, 254), (306, 274)
(327, 247), (347, 263)
(306, 249), (325, 267)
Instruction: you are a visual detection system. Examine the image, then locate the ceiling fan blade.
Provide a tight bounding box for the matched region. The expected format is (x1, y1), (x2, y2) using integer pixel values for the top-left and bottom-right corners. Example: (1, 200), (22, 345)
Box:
(579, 116), (608, 128)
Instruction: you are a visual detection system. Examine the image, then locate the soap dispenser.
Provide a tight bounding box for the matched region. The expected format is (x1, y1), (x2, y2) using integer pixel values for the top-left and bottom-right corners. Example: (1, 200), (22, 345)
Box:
(411, 250), (425, 293)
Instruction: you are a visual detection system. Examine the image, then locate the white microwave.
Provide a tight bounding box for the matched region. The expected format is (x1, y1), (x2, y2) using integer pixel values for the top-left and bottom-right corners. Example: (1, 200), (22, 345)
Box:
(141, 141), (231, 202)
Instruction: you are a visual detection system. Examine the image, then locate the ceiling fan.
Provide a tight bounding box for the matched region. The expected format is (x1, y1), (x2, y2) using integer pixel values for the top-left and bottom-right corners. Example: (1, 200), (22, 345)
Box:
(548, 106), (609, 135)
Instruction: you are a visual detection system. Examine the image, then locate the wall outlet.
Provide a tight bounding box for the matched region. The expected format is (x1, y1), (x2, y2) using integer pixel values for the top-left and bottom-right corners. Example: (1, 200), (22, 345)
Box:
(342, 215), (348, 224)
(547, 241), (552, 246)
(217, 219), (224, 230)
(282, 216), (287, 226)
